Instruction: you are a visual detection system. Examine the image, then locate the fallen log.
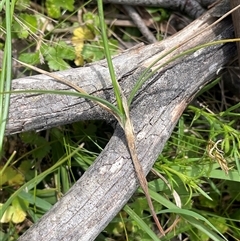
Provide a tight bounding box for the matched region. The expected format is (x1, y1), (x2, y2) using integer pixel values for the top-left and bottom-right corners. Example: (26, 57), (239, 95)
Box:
(14, 2), (236, 241)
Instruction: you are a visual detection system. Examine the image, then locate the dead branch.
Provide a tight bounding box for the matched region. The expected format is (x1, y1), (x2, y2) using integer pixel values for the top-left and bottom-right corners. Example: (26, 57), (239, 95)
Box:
(15, 3), (236, 241)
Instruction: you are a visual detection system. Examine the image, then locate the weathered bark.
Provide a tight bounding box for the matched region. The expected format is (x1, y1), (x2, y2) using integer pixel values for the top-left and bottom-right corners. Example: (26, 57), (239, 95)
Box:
(7, 1), (231, 136)
(15, 3), (236, 241)
(230, 0), (240, 69)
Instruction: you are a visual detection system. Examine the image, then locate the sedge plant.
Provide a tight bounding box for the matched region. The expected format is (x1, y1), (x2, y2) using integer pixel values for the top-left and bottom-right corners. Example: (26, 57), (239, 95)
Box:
(0, 0), (16, 156)
(1, 0), (240, 240)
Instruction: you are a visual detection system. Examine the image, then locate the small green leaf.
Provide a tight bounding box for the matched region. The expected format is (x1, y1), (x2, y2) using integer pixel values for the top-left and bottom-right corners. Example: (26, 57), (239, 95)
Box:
(21, 13), (37, 33)
(82, 39), (118, 63)
(83, 12), (101, 35)
(55, 41), (75, 60)
(82, 43), (105, 63)
(20, 131), (38, 144)
(198, 194), (218, 209)
(13, 13), (37, 39)
(18, 51), (41, 65)
(146, 7), (169, 22)
(44, 41), (75, 70)
(209, 217), (228, 234)
(72, 121), (97, 139)
(12, 20), (28, 39)
(15, 0), (30, 11)
(0, 166), (24, 186)
(46, 0), (60, 18)
(18, 160), (35, 181)
(47, 57), (70, 71)
(46, 0), (74, 18)
(20, 132), (51, 159)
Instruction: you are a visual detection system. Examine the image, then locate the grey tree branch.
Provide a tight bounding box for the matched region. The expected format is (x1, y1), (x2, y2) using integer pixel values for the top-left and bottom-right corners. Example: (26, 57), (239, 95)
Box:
(15, 2), (236, 241)
(104, 0), (216, 18)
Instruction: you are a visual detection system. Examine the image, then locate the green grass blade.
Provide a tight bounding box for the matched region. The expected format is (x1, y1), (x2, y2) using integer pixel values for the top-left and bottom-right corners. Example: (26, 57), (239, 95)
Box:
(0, 145), (80, 219)
(0, 0), (6, 11)
(149, 190), (227, 240)
(124, 205), (161, 241)
(159, 209), (227, 241)
(128, 38), (240, 107)
(0, 89), (124, 121)
(127, 46), (178, 106)
(18, 191), (53, 212)
(206, 169), (240, 182)
(220, 102), (240, 117)
(97, 0), (124, 116)
(183, 215), (226, 241)
(0, 0), (13, 156)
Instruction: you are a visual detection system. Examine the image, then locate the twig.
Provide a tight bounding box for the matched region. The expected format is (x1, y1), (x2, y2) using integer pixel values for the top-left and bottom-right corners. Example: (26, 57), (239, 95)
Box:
(104, 0), (206, 19)
(123, 5), (157, 43)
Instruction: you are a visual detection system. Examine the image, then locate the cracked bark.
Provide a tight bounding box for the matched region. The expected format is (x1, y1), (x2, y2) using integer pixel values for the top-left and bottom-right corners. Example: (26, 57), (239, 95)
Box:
(230, 0), (240, 69)
(14, 2), (237, 241)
